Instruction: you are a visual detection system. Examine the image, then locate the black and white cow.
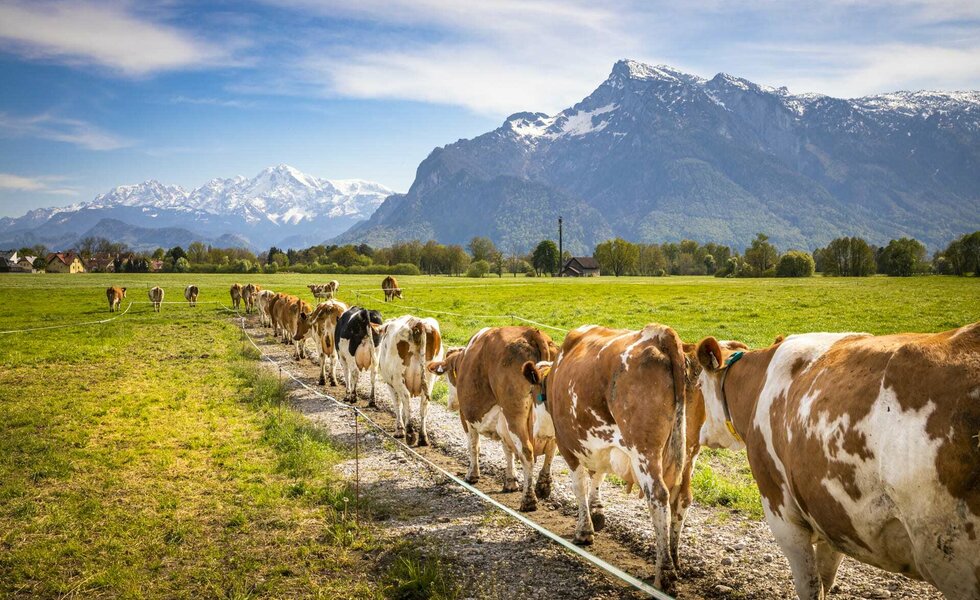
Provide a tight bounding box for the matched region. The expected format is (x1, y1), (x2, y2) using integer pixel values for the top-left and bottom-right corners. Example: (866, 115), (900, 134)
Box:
(335, 306), (383, 405)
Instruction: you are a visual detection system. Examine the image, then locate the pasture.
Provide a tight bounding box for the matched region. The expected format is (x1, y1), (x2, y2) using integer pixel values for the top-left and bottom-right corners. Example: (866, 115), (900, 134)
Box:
(1, 273), (977, 597)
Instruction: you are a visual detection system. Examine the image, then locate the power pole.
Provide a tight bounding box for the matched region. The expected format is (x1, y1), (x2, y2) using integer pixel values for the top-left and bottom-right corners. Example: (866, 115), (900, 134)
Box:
(558, 216), (563, 277)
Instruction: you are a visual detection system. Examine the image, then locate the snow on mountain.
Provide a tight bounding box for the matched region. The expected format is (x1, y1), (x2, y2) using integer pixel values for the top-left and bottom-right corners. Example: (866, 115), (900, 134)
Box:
(0, 165), (396, 250)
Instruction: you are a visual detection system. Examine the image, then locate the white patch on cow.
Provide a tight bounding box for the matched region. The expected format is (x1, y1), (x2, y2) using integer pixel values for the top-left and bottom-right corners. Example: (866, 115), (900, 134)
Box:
(569, 386), (579, 420)
(472, 405), (503, 438)
(969, 386), (980, 400)
(533, 401), (554, 440)
(466, 327), (490, 351)
(598, 332), (633, 357)
(620, 327), (658, 371)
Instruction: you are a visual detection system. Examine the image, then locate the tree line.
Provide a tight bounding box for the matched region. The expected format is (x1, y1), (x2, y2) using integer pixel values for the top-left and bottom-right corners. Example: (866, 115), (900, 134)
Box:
(8, 231), (977, 277)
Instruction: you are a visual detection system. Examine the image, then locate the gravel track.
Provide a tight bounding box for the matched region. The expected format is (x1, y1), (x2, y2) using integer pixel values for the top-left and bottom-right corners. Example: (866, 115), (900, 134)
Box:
(243, 318), (940, 600)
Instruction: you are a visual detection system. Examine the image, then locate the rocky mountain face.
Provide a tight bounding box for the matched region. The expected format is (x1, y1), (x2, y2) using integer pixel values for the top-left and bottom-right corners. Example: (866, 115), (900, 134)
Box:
(337, 59), (980, 253)
(0, 165), (393, 251)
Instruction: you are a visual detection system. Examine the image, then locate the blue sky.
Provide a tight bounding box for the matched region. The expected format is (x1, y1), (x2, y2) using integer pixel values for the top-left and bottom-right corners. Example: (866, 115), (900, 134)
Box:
(1, 0), (978, 217)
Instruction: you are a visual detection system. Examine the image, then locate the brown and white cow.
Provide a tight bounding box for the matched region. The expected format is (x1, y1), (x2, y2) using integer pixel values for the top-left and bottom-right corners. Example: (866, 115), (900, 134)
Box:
(230, 283), (243, 310)
(522, 324), (742, 592)
(106, 286), (126, 312)
(292, 299), (348, 385)
(308, 281), (339, 302)
(272, 294), (312, 359)
(382, 275), (402, 302)
(378, 315), (444, 446)
(242, 283), (262, 314)
(255, 289), (276, 327)
(148, 286), (164, 312)
(427, 326), (559, 512)
(696, 325), (980, 600)
(184, 285), (199, 306)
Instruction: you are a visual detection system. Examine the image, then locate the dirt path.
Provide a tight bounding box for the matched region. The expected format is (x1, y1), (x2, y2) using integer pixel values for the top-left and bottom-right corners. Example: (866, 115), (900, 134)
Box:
(244, 320), (939, 600)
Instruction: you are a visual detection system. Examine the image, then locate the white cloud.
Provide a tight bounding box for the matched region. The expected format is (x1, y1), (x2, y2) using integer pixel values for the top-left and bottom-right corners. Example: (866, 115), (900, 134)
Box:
(0, 173), (78, 195)
(0, 1), (230, 76)
(0, 112), (133, 150)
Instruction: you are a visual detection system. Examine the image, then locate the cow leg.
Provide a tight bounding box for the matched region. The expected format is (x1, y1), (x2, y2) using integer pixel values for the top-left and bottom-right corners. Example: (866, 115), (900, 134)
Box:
(318, 352), (327, 386)
(516, 442), (537, 512)
(417, 383), (430, 447)
(669, 452), (697, 569)
(571, 466), (595, 545)
(534, 438), (556, 500)
(815, 540), (843, 595)
(501, 445), (519, 492)
(589, 471), (607, 532)
(768, 513), (822, 600)
(367, 363), (377, 408)
(390, 384), (407, 439)
(464, 425), (481, 483)
(328, 352), (338, 386)
(637, 464), (675, 593)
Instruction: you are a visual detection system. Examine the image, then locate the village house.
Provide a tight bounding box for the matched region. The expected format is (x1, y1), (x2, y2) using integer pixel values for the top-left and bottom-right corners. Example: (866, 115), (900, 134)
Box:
(561, 256), (601, 277)
(45, 252), (86, 274)
(85, 255), (116, 273)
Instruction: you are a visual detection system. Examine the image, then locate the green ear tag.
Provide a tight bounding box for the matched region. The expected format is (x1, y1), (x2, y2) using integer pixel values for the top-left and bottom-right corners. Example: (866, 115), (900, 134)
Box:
(725, 351), (744, 367)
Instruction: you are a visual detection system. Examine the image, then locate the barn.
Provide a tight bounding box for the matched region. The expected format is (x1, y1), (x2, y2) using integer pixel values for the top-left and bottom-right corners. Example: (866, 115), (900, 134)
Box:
(561, 256), (601, 277)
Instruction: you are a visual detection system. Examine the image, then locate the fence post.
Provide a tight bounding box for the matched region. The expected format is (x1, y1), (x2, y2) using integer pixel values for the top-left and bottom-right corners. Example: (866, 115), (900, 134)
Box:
(354, 406), (360, 527)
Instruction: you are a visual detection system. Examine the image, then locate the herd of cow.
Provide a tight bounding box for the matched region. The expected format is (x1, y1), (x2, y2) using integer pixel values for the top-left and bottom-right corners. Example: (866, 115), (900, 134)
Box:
(102, 277), (979, 599)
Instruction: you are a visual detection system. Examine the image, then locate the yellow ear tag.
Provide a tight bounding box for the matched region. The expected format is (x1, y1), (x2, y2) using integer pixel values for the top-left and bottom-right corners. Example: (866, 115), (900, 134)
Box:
(725, 420), (743, 442)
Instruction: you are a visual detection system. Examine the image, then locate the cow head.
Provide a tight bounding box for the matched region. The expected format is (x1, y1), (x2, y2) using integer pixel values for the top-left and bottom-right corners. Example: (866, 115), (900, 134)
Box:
(293, 310), (314, 340)
(427, 347), (464, 409)
(696, 336), (749, 451)
(121, 287), (127, 297)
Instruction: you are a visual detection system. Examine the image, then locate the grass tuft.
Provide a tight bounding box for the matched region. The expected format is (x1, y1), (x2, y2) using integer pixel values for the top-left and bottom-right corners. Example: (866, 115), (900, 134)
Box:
(384, 551), (459, 600)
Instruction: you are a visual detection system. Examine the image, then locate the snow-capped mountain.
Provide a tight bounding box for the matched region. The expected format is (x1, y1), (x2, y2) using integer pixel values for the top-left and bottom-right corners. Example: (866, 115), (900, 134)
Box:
(339, 59), (980, 252)
(0, 165), (395, 250)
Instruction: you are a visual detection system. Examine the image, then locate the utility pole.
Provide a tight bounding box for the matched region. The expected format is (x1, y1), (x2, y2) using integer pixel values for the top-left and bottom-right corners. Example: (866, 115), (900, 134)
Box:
(558, 215), (563, 277)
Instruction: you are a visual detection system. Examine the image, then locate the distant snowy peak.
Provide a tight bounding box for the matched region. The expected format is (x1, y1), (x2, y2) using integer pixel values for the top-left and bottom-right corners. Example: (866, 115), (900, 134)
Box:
(85, 165), (395, 226)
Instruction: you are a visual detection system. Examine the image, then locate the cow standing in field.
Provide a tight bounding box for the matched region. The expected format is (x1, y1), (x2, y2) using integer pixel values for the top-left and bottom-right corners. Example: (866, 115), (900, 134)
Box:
(230, 283), (243, 310)
(242, 283), (262, 314)
(378, 315), (444, 446)
(335, 306), (383, 405)
(184, 285), (199, 306)
(695, 324), (980, 600)
(148, 286), (164, 312)
(272, 294), (312, 359)
(522, 324), (744, 592)
(309, 281), (339, 302)
(256, 289), (276, 327)
(106, 286), (126, 312)
(427, 326), (559, 512)
(292, 299), (348, 385)
(382, 276), (402, 302)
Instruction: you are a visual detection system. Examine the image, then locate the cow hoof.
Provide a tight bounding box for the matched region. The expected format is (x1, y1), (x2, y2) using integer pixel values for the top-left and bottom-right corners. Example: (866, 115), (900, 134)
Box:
(591, 511), (606, 532)
(464, 475), (480, 484)
(573, 533), (594, 546)
(519, 499), (537, 513)
(318, 377), (326, 386)
(502, 478), (519, 493)
(417, 434), (429, 447)
(405, 431), (418, 446)
(534, 478), (552, 499)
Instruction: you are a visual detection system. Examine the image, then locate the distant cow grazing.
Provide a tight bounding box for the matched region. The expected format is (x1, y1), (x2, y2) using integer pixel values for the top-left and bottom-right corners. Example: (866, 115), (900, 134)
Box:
(523, 324), (743, 592)
(309, 280), (339, 302)
(106, 286), (126, 312)
(184, 285), (199, 306)
(292, 299), (348, 385)
(695, 324), (980, 600)
(230, 283), (243, 310)
(148, 287), (164, 312)
(335, 306), (383, 405)
(378, 315), (444, 445)
(255, 289), (276, 327)
(427, 326), (559, 512)
(381, 276), (402, 302)
(242, 283), (262, 313)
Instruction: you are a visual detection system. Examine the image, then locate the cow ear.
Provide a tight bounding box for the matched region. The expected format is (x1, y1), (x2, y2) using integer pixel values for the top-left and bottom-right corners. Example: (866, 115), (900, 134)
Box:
(696, 337), (723, 370)
(773, 335), (785, 345)
(300, 312), (308, 321)
(427, 360), (447, 375)
(122, 287), (127, 292)
(522, 361), (540, 385)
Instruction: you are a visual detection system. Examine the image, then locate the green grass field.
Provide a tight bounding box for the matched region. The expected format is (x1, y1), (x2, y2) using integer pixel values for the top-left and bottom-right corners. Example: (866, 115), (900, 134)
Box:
(1, 273), (977, 596)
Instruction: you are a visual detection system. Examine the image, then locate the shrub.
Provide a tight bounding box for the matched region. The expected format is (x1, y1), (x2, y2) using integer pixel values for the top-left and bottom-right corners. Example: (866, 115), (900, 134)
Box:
(466, 260), (490, 278)
(776, 251), (815, 277)
(391, 263), (421, 276)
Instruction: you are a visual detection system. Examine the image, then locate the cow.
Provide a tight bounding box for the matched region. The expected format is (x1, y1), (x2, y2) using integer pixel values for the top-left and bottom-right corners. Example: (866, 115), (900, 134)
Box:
(292, 299), (349, 385)
(148, 286), (164, 312)
(106, 286), (126, 312)
(256, 289), (276, 327)
(426, 326), (559, 512)
(242, 283), (262, 314)
(382, 276), (402, 302)
(522, 324), (745, 592)
(335, 306), (383, 405)
(272, 294), (312, 359)
(378, 315), (444, 445)
(230, 283), (243, 310)
(695, 324), (980, 600)
(266, 292), (288, 339)
(184, 285), (199, 306)
(308, 280), (339, 302)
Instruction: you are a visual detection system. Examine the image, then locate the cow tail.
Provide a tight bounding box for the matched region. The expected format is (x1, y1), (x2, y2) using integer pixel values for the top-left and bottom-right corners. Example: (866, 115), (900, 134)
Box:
(419, 324), (430, 400)
(660, 328), (687, 477)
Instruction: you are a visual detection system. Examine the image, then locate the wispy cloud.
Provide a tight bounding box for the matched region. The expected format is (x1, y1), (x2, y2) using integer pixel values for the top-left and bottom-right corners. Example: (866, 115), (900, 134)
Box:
(0, 112), (133, 150)
(0, 1), (232, 76)
(0, 173), (79, 195)
(170, 95), (258, 109)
